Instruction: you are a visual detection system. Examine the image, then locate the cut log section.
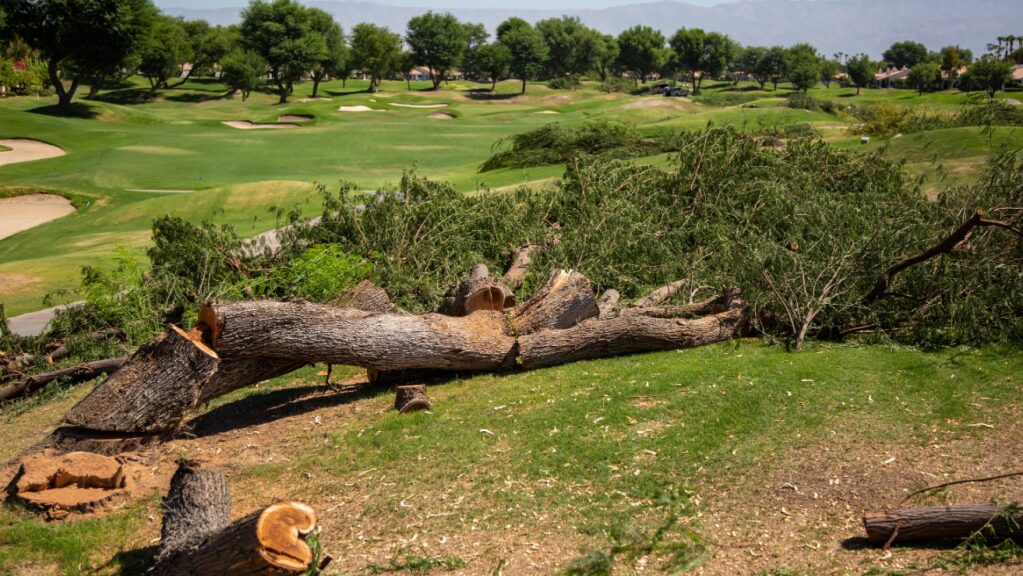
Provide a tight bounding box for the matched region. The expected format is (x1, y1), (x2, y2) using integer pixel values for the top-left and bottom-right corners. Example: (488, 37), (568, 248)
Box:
(154, 461), (320, 575)
(6, 450), (132, 520)
(863, 504), (1023, 545)
(395, 384), (432, 413)
(441, 264), (514, 316)
(62, 325), (219, 433)
(510, 269), (599, 335)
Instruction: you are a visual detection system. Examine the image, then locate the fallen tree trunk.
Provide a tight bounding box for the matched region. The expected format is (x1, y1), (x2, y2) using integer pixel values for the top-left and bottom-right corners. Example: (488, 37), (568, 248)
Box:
(154, 461), (321, 576)
(54, 272), (748, 444)
(62, 325), (219, 433)
(863, 504), (1023, 545)
(0, 357), (126, 402)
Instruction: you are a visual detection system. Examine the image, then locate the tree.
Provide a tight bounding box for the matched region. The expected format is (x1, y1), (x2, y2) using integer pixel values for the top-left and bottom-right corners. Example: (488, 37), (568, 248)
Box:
(139, 15), (192, 91)
(405, 12), (466, 90)
(593, 34), (619, 82)
(883, 40), (928, 69)
(6, 0), (156, 108)
(306, 8), (346, 98)
(240, 0), (326, 104)
(397, 50), (415, 90)
(959, 55), (1013, 98)
(908, 61), (941, 94)
(535, 16), (598, 83)
(221, 49), (266, 100)
(616, 25), (664, 85)
(350, 23), (401, 92)
(496, 17), (547, 94)
(819, 58), (841, 88)
(785, 43), (820, 92)
(939, 45), (972, 88)
(460, 22), (488, 81)
(846, 53), (877, 95)
(669, 28), (737, 93)
(175, 20), (232, 86)
(737, 46), (767, 88)
(757, 45), (788, 91)
(474, 42), (510, 90)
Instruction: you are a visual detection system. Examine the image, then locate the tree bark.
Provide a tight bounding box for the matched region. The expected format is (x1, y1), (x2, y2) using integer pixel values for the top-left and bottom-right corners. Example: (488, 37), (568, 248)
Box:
(508, 269), (599, 335)
(395, 384), (432, 413)
(62, 325), (219, 433)
(0, 357), (127, 402)
(863, 504), (1023, 545)
(597, 290), (621, 319)
(502, 242), (541, 290)
(327, 279), (394, 313)
(154, 461), (319, 576)
(633, 280), (688, 308)
(441, 264), (514, 316)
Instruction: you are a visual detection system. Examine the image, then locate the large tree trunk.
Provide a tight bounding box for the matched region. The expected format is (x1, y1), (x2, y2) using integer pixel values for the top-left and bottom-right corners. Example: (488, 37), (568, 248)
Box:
(53, 271), (749, 446)
(48, 58), (79, 109)
(154, 461), (320, 576)
(863, 504), (1023, 545)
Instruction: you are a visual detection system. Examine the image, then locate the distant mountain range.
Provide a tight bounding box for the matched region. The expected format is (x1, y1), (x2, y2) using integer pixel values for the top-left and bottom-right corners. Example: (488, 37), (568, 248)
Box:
(163, 0), (1022, 58)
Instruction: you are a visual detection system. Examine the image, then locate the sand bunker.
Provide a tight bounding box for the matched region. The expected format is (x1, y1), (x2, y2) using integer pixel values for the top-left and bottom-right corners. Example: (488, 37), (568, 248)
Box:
(622, 98), (692, 110)
(389, 103), (448, 109)
(338, 105), (379, 112)
(222, 121), (299, 130)
(9, 451), (133, 520)
(298, 97), (331, 103)
(535, 110), (560, 114)
(429, 111), (456, 119)
(0, 139), (66, 167)
(0, 194), (76, 240)
(277, 114), (313, 122)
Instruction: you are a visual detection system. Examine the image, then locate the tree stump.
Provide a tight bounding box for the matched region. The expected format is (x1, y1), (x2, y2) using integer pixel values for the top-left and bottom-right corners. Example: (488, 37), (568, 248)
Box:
(395, 384), (432, 413)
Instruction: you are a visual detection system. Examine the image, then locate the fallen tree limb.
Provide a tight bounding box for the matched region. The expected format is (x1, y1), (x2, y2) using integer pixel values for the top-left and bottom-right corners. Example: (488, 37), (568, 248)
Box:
(633, 280), (688, 308)
(864, 210), (1023, 304)
(45, 328), (127, 364)
(0, 357), (127, 402)
(863, 504), (1023, 545)
(154, 460), (322, 575)
(509, 269), (599, 334)
(502, 242), (541, 289)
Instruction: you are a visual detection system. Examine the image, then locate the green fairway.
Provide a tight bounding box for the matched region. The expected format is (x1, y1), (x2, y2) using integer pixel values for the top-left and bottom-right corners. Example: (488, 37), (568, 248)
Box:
(1, 77), (1022, 315)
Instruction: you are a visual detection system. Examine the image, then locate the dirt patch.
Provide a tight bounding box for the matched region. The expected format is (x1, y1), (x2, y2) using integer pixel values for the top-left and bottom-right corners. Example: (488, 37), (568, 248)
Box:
(429, 111), (456, 120)
(693, 407), (1023, 575)
(0, 194), (76, 240)
(8, 451), (134, 520)
(389, 103), (448, 109)
(622, 98), (692, 111)
(0, 139), (66, 167)
(0, 272), (41, 294)
(277, 114), (313, 123)
(222, 121), (299, 130)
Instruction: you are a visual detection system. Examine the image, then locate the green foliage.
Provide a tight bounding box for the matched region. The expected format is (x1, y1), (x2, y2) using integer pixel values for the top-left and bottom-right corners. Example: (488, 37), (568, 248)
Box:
(786, 93), (819, 111)
(227, 244), (373, 302)
(138, 15), (192, 90)
(934, 503), (1023, 573)
(883, 40), (929, 69)
(351, 22), (402, 90)
(851, 99), (1023, 137)
(221, 49), (268, 100)
(474, 42), (510, 88)
(908, 61), (942, 94)
(240, 0), (327, 103)
(597, 76), (634, 94)
(307, 7), (347, 96)
(669, 28), (738, 93)
(364, 549), (466, 574)
(405, 12), (467, 88)
(616, 25), (665, 84)
(479, 120), (669, 171)
(496, 17), (548, 93)
(959, 56), (1013, 97)
(560, 489), (705, 575)
(846, 54), (877, 94)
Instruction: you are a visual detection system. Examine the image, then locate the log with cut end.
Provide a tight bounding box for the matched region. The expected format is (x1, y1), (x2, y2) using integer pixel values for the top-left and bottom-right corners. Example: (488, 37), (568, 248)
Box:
(441, 264), (514, 316)
(863, 504), (1023, 545)
(509, 269), (599, 335)
(395, 384), (432, 413)
(61, 325), (219, 434)
(154, 461), (320, 576)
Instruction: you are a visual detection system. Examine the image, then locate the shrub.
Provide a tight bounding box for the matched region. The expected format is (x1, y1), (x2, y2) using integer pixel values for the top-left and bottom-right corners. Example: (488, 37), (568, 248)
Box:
(479, 121), (671, 171)
(597, 77), (635, 93)
(548, 76), (581, 91)
(786, 93), (818, 111)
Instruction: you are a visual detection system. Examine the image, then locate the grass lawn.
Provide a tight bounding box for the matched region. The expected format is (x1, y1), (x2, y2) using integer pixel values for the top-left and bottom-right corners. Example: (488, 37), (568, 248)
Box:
(1, 342), (1020, 575)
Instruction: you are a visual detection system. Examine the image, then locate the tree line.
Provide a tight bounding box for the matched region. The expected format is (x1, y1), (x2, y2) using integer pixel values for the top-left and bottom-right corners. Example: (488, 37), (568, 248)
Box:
(0, 0), (1020, 108)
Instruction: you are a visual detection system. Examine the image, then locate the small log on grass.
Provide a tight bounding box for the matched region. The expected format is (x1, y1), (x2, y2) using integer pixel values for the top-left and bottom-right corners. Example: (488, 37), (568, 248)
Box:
(62, 325), (219, 433)
(154, 461), (320, 576)
(863, 504), (1023, 545)
(394, 384), (431, 413)
(0, 357), (127, 402)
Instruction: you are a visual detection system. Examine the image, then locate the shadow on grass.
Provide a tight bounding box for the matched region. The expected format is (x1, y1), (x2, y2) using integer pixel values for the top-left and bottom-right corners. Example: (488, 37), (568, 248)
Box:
(28, 103), (99, 118)
(92, 89), (156, 105)
(325, 87), (373, 97)
(107, 544), (157, 576)
(164, 91), (231, 103)
(185, 381), (390, 438)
